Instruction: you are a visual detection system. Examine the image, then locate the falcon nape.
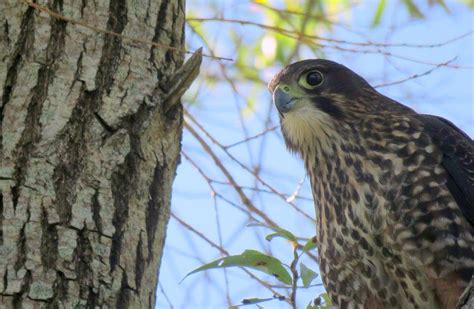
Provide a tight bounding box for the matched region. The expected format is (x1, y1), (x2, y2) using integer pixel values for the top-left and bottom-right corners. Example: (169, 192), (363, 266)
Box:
(269, 59), (474, 309)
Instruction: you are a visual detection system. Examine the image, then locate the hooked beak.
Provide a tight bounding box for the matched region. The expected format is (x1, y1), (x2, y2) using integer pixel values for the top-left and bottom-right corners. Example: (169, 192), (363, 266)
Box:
(273, 87), (297, 116)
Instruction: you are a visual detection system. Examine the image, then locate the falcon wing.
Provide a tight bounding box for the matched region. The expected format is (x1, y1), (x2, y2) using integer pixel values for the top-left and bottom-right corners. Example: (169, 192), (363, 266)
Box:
(415, 114), (474, 226)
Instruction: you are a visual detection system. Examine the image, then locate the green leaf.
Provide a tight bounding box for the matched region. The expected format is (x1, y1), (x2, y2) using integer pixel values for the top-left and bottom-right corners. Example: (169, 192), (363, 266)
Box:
(300, 263), (318, 288)
(238, 294), (286, 307)
(306, 301), (316, 309)
(320, 292), (333, 308)
(302, 236), (317, 252)
(402, 0), (424, 18)
(240, 297), (274, 306)
(274, 32), (297, 64)
(265, 232), (282, 241)
(312, 292), (334, 309)
(183, 249), (292, 285)
(461, 0), (474, 8)
(248, 222), (297, 242)
(371, 0), (386, 27)
(432, 0), (450, 12)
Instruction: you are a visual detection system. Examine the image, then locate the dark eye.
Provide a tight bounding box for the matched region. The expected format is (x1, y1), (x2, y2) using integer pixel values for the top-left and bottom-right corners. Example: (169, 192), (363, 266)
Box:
(306, 71), (323, 86)
(298, 70), (323, 89)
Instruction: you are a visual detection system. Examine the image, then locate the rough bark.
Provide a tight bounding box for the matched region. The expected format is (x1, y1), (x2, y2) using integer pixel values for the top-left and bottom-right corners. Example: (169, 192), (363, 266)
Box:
(0, 0), (186, 307)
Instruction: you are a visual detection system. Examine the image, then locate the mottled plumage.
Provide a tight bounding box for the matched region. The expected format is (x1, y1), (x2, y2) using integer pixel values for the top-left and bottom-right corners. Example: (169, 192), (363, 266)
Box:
(269, 59), (474, 309)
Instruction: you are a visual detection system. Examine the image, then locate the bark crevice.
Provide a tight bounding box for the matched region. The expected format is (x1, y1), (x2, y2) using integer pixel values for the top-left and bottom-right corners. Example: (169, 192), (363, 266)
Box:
(53, 0), (128, 223)
(14, 205), (30, 272)
(146, 158), (165, 261)
(134, 232), (145, 290)
(149, 0), (170, 72)
(49, 271), (68, 308)
(91, 188), (103, 234)
(116, 272), (131, 308)
(0, 192), (3, 245)
(40, 206), (59, 270)
(12, 270), (32, 308)
(0, 6), (34, 137)
(110, 110), (144, 271)
(11, 4), (67, 211)
(74, 228), (94, 302)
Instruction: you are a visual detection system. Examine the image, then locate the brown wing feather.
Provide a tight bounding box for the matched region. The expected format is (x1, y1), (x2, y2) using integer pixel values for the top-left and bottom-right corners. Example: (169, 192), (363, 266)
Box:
(415, 114), (474, 226)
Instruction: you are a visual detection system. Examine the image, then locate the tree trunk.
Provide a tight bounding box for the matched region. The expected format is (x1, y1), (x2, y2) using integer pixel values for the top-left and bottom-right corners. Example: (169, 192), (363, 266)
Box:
(0, 0), (187, 307)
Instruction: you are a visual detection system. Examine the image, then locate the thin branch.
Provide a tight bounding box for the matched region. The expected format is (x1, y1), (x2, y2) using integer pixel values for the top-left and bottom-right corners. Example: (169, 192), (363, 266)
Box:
(185, 110), (316, 223)
(181, 151), (256, 219)
(289, 242), (299, 309)
(187, 17), (473, 49)
(184, 122), (278, 227)
(158, 283), (174, 309)
(286, 177), (307, 203)
(224, 126), (279, 149)
(374, 57), (457, 88)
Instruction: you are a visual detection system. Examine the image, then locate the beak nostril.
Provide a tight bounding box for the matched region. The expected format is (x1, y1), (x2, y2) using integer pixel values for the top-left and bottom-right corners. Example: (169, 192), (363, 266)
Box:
(273, 88), (296, 114)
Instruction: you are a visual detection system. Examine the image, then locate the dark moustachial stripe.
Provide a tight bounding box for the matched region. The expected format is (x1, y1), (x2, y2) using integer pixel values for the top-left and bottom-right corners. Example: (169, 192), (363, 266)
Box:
(311, 96), (345, 119)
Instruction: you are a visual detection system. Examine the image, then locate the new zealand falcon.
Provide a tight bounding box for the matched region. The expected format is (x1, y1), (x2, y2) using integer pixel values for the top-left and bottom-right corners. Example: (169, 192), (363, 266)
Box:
(269, 59), (474, 308)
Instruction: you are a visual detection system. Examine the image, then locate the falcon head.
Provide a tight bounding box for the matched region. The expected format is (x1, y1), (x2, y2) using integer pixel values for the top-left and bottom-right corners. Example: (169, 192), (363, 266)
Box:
(268, 59), (373, 116)
(268, 59), (412, 151)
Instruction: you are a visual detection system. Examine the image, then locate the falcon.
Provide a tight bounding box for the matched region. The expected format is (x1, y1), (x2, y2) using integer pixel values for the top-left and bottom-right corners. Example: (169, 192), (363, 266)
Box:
(269, 59), (474, 308)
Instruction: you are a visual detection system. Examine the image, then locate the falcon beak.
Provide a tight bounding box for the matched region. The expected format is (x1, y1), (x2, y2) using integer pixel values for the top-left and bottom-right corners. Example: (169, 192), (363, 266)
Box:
(273, 87), (297, 117)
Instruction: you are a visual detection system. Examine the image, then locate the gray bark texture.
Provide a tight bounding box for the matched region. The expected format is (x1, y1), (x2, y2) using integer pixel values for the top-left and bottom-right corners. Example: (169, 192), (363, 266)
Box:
(0, 0), (186, 307)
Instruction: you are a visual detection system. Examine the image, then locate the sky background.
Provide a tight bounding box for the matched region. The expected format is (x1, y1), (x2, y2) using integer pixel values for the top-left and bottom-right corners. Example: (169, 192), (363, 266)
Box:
(158, 1), (473, 308)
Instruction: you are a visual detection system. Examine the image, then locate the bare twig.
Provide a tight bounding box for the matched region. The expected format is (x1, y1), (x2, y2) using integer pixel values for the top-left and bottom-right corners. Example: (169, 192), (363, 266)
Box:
(374, 57), (457, 88)
(184, 122), (278, 227)
(185, 110), (316, 223)
(289, 242), (300, 309)
(187, 17), (473, 49)
(158, 283), (174, 309)
(224, 126), (279, 149)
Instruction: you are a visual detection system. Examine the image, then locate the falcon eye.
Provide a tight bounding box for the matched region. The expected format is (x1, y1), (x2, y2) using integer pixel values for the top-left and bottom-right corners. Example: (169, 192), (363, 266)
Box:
(299, 70), (323, 89)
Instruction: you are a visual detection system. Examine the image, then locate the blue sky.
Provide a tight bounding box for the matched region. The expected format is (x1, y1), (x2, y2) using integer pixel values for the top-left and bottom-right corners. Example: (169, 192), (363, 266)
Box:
(158, 1), (473, 308)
